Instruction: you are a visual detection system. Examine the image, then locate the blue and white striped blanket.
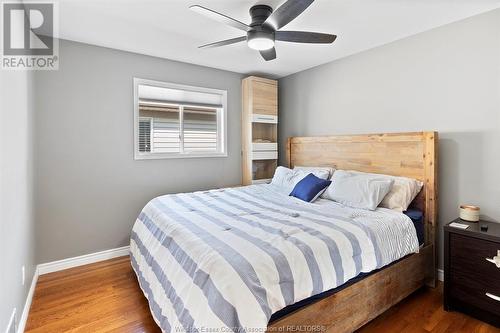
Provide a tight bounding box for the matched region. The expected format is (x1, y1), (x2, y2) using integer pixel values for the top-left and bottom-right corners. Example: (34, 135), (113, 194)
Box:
(130, 184), (419, 333)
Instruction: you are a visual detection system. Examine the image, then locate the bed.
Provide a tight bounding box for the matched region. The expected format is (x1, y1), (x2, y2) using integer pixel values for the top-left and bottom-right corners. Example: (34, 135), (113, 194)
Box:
(130, 131), (438, 333)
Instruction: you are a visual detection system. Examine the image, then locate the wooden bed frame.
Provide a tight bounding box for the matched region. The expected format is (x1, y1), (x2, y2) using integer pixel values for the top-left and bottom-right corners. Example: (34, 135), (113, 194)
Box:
(268, 131), (438, 333)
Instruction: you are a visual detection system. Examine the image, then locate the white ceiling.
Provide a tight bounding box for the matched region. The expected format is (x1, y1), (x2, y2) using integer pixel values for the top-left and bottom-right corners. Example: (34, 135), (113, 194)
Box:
(57, 0), (500, 78)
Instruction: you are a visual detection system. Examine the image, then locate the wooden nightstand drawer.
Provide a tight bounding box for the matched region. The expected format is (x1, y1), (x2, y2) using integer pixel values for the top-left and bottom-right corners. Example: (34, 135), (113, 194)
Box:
(449, 281), (500, 315)
(444, 220), (500, 327)
(449, 233), (500, 291)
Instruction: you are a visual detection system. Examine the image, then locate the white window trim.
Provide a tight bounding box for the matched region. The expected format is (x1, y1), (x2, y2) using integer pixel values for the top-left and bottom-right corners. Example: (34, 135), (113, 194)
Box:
(133, 78), (228, 160)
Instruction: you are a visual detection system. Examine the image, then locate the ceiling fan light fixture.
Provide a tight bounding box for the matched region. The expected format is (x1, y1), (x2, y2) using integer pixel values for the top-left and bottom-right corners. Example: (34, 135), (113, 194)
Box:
(247, 30), (275, 51)
(248, 37), (274, 50)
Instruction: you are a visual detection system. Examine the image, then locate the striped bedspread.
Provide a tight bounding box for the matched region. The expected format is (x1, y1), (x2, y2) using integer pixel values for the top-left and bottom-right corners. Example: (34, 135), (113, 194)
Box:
(130, 184), (419, 333)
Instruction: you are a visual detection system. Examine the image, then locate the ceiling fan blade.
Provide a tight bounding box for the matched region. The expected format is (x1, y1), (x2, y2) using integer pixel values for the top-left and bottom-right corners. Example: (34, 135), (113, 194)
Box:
(264, 0), (314, 30)
(199, 36), (247, 49)
(260, 47), (277, 61)
(190, 5), (251, 32)
(275, 31), (336, 44)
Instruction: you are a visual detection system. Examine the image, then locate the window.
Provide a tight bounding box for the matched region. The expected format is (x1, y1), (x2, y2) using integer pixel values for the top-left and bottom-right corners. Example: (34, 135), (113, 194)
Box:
(134, 78), (227, 159)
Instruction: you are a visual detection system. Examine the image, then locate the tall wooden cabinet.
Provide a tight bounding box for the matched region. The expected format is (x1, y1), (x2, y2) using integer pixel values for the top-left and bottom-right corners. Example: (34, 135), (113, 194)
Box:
(242, 76), (278, 185)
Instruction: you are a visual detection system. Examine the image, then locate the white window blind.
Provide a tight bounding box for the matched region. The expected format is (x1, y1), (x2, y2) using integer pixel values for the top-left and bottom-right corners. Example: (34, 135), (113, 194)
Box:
(134, 79), (227, 159)
(138, 118), (152, 153)
(138, 85), (223, 108)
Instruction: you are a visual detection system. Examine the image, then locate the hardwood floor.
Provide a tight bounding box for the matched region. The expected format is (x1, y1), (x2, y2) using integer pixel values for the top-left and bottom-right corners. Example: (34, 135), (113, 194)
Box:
(26, 256), (160, 333)
(26, 256), (500, 333)
(357, 284), (499, 333)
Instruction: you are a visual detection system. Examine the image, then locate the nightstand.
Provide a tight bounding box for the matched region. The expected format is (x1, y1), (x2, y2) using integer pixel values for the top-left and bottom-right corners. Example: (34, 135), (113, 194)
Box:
(444, 219), (500, 327)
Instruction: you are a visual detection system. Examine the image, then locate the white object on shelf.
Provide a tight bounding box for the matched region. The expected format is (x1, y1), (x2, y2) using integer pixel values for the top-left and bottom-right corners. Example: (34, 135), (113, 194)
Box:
(449, 222), (469, 229)
(252, 151), (278, 160)
(252, 142), (278, 151)
(252, 114), (278, 124)
(252, 178), (271, 184)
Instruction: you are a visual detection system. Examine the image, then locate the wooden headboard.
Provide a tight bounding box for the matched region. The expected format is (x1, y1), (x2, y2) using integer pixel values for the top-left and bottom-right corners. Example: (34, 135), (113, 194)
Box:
(285, 131), (438, 246)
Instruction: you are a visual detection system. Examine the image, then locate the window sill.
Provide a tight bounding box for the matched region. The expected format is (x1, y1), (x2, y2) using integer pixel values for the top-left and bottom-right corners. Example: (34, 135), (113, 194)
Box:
(134, 152), (228, 160)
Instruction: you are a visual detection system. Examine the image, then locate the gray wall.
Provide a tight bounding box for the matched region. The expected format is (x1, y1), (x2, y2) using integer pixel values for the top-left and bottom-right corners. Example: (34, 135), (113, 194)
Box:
(34, 40), (244, 263)
(0, 71), (36, 330)
(279, 9), (500, 269)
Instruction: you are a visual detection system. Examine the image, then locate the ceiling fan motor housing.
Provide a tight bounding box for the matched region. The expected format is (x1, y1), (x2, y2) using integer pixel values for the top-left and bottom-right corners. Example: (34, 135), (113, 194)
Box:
(249, 5), (273, 27)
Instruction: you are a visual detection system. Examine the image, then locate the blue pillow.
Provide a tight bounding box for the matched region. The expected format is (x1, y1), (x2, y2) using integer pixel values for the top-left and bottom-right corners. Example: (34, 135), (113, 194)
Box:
(290, 173), (332, 202)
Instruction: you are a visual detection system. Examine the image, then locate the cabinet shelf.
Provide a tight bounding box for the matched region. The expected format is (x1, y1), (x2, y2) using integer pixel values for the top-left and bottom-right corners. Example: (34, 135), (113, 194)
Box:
(252, 114), (278, 124)
(252, 122), (277, 144)
(252, 142), (277, 151)
(252, 151), (278, 160)
(252, 160), (277, 182)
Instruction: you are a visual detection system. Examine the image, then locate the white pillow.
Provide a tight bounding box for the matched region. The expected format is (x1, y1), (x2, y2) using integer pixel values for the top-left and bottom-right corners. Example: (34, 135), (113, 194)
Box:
(379, 177), (423, 212)
(347, 170), (423, 212)
(323, 170), (394, 210)
(293, 166), (333, 180)
(271, 166), (330, 194)
(270, 166), (293, 188)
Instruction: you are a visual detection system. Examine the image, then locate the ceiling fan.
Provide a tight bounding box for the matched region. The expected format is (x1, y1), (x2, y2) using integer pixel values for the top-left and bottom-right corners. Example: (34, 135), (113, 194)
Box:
(190, 0), (336, 61)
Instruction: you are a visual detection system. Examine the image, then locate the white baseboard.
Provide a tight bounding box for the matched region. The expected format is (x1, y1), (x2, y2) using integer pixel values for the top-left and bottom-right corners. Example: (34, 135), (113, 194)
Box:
(437, 269), (444, 282)
(6, 308), (16, 333)
(37, 246), (130, 275)
(17, 268), (38, 333)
